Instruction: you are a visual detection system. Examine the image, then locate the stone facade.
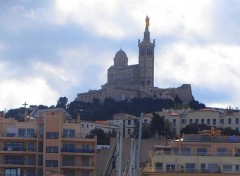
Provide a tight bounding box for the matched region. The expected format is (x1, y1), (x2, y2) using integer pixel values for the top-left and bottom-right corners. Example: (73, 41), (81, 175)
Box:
(77, 17), (193, 103)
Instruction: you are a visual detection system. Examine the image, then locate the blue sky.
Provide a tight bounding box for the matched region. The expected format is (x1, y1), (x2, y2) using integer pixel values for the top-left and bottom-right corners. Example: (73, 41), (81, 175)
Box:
(0, 0), (240, 110)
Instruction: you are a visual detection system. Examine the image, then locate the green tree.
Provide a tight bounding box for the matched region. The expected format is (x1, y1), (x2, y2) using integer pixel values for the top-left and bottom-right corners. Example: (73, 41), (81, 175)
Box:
(87, 128), (110, 145)
(56, 97), (68, 109)
(218, 127), (240, 136)
(181, 123), (210, 134)
(150, 113), (173, 139)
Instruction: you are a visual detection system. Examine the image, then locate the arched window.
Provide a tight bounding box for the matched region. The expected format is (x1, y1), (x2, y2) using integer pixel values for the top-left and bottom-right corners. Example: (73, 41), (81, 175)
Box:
(147, 80), (151, 86)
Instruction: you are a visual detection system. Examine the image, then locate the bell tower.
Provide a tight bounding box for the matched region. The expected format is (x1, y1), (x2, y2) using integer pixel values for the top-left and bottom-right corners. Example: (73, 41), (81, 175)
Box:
(138, 16), (155, 87)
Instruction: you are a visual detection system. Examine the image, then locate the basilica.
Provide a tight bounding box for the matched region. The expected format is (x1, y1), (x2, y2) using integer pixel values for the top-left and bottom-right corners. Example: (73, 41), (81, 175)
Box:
(77, 17), (193, 103)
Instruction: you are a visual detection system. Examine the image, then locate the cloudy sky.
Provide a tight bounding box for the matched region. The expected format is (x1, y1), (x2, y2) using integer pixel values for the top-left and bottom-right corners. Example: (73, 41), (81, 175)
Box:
(0, 0), (240, 110)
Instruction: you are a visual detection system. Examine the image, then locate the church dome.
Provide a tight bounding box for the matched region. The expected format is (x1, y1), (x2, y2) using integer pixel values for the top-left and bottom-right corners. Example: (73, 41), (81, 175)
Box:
(114, 49), (128, 66)
(115, 49), (127, 58)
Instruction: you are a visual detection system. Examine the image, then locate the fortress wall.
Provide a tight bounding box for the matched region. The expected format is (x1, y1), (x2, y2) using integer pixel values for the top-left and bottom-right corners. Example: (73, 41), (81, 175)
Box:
(105, 88), (139, 101)
(175, 84), (193, 103)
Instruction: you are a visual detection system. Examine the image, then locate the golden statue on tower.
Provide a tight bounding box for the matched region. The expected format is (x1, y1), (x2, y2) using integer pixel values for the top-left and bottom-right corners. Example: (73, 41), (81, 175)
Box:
(145, 16), (149, 28)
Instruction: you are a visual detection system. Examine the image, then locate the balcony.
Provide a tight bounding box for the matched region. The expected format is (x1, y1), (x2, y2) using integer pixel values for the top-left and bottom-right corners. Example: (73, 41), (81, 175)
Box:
(0, 134), (37, 140)
(61, 148), (95, 153)
(0, 160), (36, 166)
(152, 150), (235, 157)
(61, 161), (95, 169)
(2, 147), (35, 152)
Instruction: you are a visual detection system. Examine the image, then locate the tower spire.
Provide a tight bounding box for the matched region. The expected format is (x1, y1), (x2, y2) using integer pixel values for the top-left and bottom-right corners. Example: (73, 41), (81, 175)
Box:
(145, 15), (150, 29)
(138, 16), (155, 87)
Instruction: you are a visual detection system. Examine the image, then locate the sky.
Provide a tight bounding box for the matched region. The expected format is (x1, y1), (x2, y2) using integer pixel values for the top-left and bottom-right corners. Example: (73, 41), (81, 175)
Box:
(0, 0), (240, 110)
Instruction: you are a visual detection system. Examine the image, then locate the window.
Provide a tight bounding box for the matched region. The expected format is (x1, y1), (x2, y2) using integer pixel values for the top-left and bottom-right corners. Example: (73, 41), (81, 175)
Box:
(46, 146), (58, 153)
(46, 132), (59, 139)
(127, 129), (131, 135)
(173, 119), (176, 126)
(37, 169), (43, 176)
(223, 164), (232, 172)
(182, 119), (186, 124)
(213, 119), (216, 125)
(39, 126), (43, 138)
(46, 160), (58, 167)
(63, 156), (75, 166)
(63, 129), (75, 138)
(27, 156), (35, 165)
(38, 142), (43, 152)
(236, 118), (239, 124)
(217, 148), (227, 156)
(195, 119), (199, 124)
(63, 144), (75, 149)
(82, 156), (89, 166)
(5, 142), (24, 151)
(128, 120), (131, 125)
(228, 118), (231, 124)
(82, 171), (90, 176)
(18, 128), (34, 137)
(186, 163), (195, 172)
(83, 144), (89, 149)
(208, 163), (219, 173)
(189, 119), (193, 124)
(236, 165), (240, 172)
(201, 119), (204, 124)
(166, 164), (175, 172)
(7, 127), (16, 137)
(207, 119), (210, 125)
(181, 148), (190, 156)
(4, 169), (17, 176)
(5, 155), (24, 165)
(197, 148), (207, 156)
(28, 169), (35, 176)
(28, 142), (34, 151)
(220, 118), (224, 124)
(38, 155), (43, 166)
(201, 163), (206, 172)
(155, 163), (163, 171)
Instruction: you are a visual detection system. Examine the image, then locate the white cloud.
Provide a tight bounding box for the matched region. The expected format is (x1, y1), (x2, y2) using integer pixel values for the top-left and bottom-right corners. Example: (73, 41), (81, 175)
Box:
(155, 42), (240, 107)
(52, 0), (214, 39)
(0, 78), (58, 110)
(1, 0), (240, 110)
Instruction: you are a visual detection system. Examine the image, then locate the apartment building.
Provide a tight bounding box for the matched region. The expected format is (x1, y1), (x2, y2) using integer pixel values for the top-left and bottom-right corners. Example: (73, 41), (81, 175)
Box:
(80, 120), (118, 138)
(0, 108), (97, 176)
(142, 128), (240, 175)
(157, 108), (240, 136)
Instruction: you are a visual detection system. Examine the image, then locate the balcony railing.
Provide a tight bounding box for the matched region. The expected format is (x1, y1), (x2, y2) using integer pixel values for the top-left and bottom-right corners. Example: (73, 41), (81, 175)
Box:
(152, 150), (237, 157)
(61, 148), (95, 153)
(0, 160), (36, 165)
(61, 134), (96, 139)
(61, 161), (94, 167)
(0, 134), (37, 138)
(2, 147), (36, 152)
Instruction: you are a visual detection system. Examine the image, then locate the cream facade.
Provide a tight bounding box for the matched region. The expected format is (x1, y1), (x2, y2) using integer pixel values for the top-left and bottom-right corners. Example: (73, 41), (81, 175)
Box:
(142, 133), (240, 175)
(0, 109), (97, 176)
(80, 120), (118, 138)
(157, 108), (240, 136)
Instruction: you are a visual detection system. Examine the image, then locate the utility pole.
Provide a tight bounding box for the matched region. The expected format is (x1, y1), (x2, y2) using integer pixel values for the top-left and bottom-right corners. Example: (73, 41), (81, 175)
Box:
(129, 137), (134, 176)
(136, 113), (143, 176)
(116, 123), (123, 176)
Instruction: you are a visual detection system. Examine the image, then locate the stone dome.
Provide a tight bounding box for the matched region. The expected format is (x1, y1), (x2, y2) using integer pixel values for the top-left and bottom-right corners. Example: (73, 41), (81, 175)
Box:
(115, 49), (127, 59)
(114, 49), (128, 66)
